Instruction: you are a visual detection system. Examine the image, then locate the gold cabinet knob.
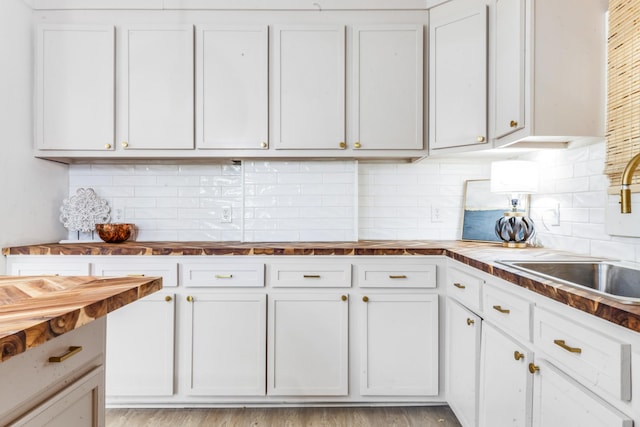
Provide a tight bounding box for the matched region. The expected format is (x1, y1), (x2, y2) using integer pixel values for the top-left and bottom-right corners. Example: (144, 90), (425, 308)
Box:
(476, 136), (485, 143)
(354, 142), (361, 149)
(186, 295), (193, 302)
(104, 143), (112, 149)
(260, 141), (268, 149)
(362, 296), (369, 302)
(165, 295), (173, 302)
(341, 295), (348, 301)
(514, 351), (524, 361)
(466, 318), (475, 326)
(339, 142), (346, 149)
(510, 120), (518, 128)
(121, 141), (129, 148)
(528, 363), (540, 374)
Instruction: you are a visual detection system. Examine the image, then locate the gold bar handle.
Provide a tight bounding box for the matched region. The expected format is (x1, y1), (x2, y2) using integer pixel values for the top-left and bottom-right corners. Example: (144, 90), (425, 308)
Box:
(493, 305), (511, 314)
(49, 346), (83, 363)
(215, 274), (233, 279)
(303, 275), (321, 278)
(127, 274), (146, 277)
(453, 283), (466, 289)
(389, 275), (407, 279)
(554, 339), (582, 354)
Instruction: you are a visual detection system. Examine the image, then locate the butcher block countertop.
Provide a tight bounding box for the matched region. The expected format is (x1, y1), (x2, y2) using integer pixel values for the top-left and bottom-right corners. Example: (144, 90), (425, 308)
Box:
(0, 275), (162, 363)
(3, 239), (640, 334)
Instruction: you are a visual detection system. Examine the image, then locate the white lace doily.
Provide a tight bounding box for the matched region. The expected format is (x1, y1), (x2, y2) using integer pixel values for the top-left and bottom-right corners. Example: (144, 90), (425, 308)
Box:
(59, 188), (111, 232)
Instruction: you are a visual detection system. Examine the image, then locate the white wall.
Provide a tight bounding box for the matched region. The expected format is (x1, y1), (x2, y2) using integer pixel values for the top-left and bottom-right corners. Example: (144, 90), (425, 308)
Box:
(0, 0), (68, 272)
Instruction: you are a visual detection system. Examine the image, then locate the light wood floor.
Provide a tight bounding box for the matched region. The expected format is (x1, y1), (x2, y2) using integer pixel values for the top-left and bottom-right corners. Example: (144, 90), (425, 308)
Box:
(106, 406), (461, 427)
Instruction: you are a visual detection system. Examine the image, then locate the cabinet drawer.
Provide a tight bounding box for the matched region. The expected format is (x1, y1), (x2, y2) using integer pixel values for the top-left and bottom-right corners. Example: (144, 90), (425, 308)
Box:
(447, 266), (482, 311)
(93, 261), (178, 287)
(0, 318), (105, 425)
(181, 262), (265, 287)
(269, 262), (351, 288)
(356, 264), (436, 288)
(483, 282), (531, 342)
(9, 261), (90, 276)
(534, 306), (631, 401)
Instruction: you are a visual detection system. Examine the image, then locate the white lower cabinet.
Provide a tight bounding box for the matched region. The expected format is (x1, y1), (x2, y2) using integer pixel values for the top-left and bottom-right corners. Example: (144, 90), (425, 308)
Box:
(446, 298), (481, 427)
(478, 322), (532, 427)
(267, 293), (349, 396)
(359, 294), (438, 396)
(105, 292), (175, 398)
(183, 293), (266, 396)
(531, 359), (632, 427)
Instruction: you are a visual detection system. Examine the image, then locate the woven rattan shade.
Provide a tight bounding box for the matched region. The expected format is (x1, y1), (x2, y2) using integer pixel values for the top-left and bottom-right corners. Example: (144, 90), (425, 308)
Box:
(606, 0), (640, 187)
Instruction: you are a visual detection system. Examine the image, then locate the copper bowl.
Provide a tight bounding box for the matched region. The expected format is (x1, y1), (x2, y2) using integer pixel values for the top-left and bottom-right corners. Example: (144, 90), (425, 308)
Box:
(95, 223), (134, 243)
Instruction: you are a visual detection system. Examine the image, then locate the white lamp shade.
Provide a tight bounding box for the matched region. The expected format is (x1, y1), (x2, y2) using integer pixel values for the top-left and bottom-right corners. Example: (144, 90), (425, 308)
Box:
(490, 160), (539, 194)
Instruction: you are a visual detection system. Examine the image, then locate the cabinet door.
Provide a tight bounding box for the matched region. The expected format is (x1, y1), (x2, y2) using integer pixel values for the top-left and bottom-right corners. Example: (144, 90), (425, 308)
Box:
(531, 359), (633, 427)
(352, 25), (423, 150)
(36, 25), (114, 151)
(11, 366), (104, 427)
(121, 25), (194, 150)
(429, 0), (488, 150)
(105, 292), (175, 397)
(446, 298), (481, 427)
(479, 323), (532, 427)
(494, 0), (525, 139)
(360, 294), (438, 396)
(196, 26), (268, 150)
(184, 293), (266, 396)
(273, 25), (345, 150)
(268, 293), (349, 395)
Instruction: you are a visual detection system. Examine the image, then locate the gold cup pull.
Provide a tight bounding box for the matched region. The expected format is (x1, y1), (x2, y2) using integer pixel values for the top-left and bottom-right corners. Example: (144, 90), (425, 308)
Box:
(362, 296), (369, 302)
(186, 295), (193, 302)
(528, 363), (540, 374)
(514, 351), (525, 361)
(49, 346), (83, 363)
(466, 318), (475, 326)
(341, 295), (348, 301)
(453, 283), (466, 289)
(339, 142), (346, 149)
(554, 339), (582, 354)
(493, 305), (511, 314)
(354, 142), (361, 149)
(510, 120), (518, 128)
(477, 136), (485, 142)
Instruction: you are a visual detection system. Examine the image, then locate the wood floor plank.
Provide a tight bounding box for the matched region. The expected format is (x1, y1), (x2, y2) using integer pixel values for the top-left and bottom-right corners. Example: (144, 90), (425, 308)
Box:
(106, 406), (461, 427)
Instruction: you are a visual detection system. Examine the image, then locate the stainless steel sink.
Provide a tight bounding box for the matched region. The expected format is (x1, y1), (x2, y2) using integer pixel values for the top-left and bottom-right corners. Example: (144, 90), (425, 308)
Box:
(495, 260), (640, 303)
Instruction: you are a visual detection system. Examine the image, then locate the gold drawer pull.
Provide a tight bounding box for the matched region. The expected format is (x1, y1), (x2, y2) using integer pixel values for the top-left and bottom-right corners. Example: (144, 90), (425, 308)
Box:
(453, 283), (466, 289)
(215, 274), (233, 279)
(493, 305), (510, 314)
(554, 339), (582, 354)
(49, 346), (83, 363)
(389, 275), (407, 279)
(303, 275), (321, 278)
(127, 274), (146, 277)
(528, 363), (540, 374)
(514, 351), (525, 361)
(466, 318), (475, 326)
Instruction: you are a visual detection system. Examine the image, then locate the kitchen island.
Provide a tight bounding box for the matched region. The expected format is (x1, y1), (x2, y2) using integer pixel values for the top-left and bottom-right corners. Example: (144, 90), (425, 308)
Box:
(0, 274), (161, 426)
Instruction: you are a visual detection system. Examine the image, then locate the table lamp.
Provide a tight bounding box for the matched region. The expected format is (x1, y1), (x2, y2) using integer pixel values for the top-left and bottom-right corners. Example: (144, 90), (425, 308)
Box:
(490, 160), (539, 248)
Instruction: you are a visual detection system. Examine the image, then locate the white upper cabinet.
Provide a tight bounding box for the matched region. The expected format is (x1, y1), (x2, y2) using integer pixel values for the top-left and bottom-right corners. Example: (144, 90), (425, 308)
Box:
(351, 25), (424, 151)
(196, 26), (268, 150)
(272, 25), (346, 150)
(429, 0), (488, 151)
(492, 0), (607, 148)
(36, 25), (114, 151)
(120, 25), (194, 150)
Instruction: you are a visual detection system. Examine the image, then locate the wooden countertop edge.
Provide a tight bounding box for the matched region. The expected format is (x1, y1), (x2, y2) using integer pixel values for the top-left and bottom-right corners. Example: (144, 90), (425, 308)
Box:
(0, 277), (162, 363)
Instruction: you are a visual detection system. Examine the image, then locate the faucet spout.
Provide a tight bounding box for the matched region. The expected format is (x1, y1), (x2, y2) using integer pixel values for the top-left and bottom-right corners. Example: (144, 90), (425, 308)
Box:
(620, 152), (640, 213)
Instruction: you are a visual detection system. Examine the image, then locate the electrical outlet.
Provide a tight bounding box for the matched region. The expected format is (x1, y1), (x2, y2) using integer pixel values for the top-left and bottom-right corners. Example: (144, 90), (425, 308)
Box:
(221, 206), (232, 223)
(431, 206), (443, 222)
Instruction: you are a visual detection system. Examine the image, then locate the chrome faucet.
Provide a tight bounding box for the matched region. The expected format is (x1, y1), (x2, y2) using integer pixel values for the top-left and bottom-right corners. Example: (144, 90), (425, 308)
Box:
(620, 152), (640, 213)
